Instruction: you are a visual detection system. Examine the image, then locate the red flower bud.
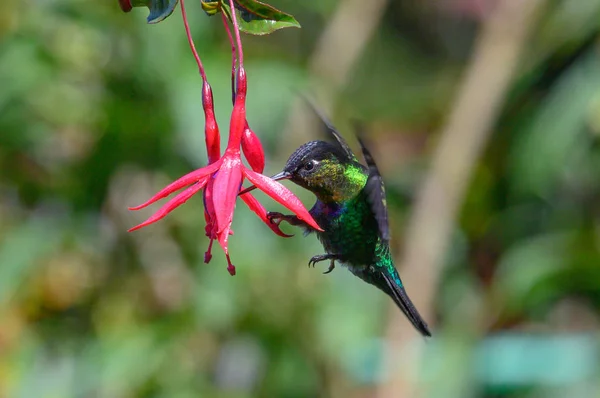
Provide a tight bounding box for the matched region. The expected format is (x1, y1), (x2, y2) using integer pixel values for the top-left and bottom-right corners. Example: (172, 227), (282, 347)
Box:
(202, 82), (221, 163)
(241, 124), (265, 173)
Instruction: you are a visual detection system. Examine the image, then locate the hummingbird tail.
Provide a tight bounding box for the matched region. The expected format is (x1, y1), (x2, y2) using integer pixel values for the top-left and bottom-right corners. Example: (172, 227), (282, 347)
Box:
(381, 270), (432, 337)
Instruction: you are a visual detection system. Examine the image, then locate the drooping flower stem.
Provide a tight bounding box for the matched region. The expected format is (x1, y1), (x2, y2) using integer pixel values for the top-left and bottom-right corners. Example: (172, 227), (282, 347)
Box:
(180, 0), (207, 82)
(225, 0), (247, 154)
(221, 11), (237, 104)
(220, 4), (264, 173)
(181, 0), (220, 164)
(228, 0), (244, 68)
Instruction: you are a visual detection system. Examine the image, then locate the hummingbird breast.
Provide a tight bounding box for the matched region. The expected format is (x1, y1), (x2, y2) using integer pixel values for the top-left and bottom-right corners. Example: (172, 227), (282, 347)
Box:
(310, 192), (380, 267)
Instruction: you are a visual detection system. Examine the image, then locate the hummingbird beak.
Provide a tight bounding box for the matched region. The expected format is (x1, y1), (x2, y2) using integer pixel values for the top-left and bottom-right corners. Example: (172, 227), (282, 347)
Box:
(238, 171), (292, 196)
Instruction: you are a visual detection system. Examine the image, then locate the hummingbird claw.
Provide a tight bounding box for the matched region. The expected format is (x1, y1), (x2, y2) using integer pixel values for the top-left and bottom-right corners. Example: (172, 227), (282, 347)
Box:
(322, 260), (335, 274)
(267, 211), (284, 226)
(267, 212), (309, 230)
(308, 254), (338, 274)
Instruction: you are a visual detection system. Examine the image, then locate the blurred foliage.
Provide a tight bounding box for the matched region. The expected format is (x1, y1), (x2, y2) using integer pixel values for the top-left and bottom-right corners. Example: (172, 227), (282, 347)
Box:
(1, 0), (600, 397)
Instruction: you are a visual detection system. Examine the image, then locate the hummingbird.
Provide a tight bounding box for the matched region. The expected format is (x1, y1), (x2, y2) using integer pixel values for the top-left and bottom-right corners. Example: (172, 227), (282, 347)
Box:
(240, 102), (431, 337)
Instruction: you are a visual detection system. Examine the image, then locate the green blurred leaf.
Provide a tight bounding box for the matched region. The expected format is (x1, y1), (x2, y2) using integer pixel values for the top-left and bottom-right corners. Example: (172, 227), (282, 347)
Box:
(542, 271), (598, 308)
(494, 232), (571, 315)
(202, 0), (301, 35)
(131, 0), (179, 24)
(0, 218), (63, 305)
(509, 50), (600, 198)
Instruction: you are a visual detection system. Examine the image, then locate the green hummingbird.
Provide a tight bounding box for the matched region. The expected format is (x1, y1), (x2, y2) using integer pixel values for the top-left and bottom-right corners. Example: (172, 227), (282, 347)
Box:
(241, 103), (431, 337)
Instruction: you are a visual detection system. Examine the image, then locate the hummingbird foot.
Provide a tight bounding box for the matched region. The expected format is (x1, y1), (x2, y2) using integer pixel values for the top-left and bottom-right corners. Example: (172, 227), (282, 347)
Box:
(323, 259), (335, 274)
(308, 254), (340, 274)
(267, 212), (307, 228)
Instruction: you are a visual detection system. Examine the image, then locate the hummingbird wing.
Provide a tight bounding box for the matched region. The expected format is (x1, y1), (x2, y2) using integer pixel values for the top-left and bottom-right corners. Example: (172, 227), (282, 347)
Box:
(301, 95), (357, 162)
(356, 134), (390, 242)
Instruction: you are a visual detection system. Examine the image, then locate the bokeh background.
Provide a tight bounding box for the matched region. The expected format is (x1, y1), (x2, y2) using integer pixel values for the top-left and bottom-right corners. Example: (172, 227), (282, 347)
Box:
(2, 0), (600, 397)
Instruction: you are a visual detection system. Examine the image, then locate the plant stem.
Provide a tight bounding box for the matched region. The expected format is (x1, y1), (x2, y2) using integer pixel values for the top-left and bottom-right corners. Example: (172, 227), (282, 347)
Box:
(227, 0), (244, 68)
(180, 0), (207, 82)
(221, 11), (237, 104)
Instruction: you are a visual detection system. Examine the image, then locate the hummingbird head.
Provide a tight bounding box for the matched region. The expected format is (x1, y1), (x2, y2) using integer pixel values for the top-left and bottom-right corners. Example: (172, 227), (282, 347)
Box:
(239, 99), (370, 202)
(267, 140), (367, 202)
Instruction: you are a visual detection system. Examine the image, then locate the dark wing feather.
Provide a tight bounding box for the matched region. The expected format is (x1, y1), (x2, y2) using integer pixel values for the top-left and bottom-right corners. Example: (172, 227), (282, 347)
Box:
(300, 95), (357, 162)
(356, 134), (390, 241)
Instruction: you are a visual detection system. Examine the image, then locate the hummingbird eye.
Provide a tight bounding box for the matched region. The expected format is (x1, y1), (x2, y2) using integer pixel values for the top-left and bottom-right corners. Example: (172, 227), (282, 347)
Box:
(303, 160), (317, 172)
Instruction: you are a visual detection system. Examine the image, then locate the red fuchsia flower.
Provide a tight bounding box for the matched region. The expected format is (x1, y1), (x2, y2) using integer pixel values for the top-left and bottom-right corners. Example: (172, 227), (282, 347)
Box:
(128, 0), (321, 276)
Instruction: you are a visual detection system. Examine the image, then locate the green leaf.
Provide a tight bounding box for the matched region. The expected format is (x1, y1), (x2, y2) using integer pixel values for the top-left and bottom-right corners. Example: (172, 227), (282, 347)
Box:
(202, 0), (301, 35)
(509, 50), (600, 198)
(131, 0), (179, 24)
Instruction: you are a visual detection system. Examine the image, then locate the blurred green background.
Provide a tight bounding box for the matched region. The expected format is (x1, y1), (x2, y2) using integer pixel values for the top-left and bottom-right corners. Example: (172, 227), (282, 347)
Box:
(2, 0), (600, 397)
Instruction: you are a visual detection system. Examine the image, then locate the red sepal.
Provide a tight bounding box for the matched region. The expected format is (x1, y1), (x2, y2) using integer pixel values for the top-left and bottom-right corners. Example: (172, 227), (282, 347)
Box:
(128, 180), (206, 232)
(129, 161), (221, 211)
(240, 192), (293, 237)
(242, 168), (322, 231)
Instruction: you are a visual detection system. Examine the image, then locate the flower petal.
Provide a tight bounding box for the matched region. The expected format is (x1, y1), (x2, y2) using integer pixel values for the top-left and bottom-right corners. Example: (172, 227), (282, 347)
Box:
(128, 180), (206, 232)
(240, 191), (293, 237)
(241, 123), (265, 173)
(129, 160), (221, 211)
(242, 168), (322, 231)
(211, 156), (243, 235)
(217, 223), (233, 260)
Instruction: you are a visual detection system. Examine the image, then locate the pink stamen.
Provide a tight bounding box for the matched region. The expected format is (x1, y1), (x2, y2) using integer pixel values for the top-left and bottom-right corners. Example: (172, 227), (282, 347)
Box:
(225, 252), (236, 276)
(204, 238), (214, 263)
